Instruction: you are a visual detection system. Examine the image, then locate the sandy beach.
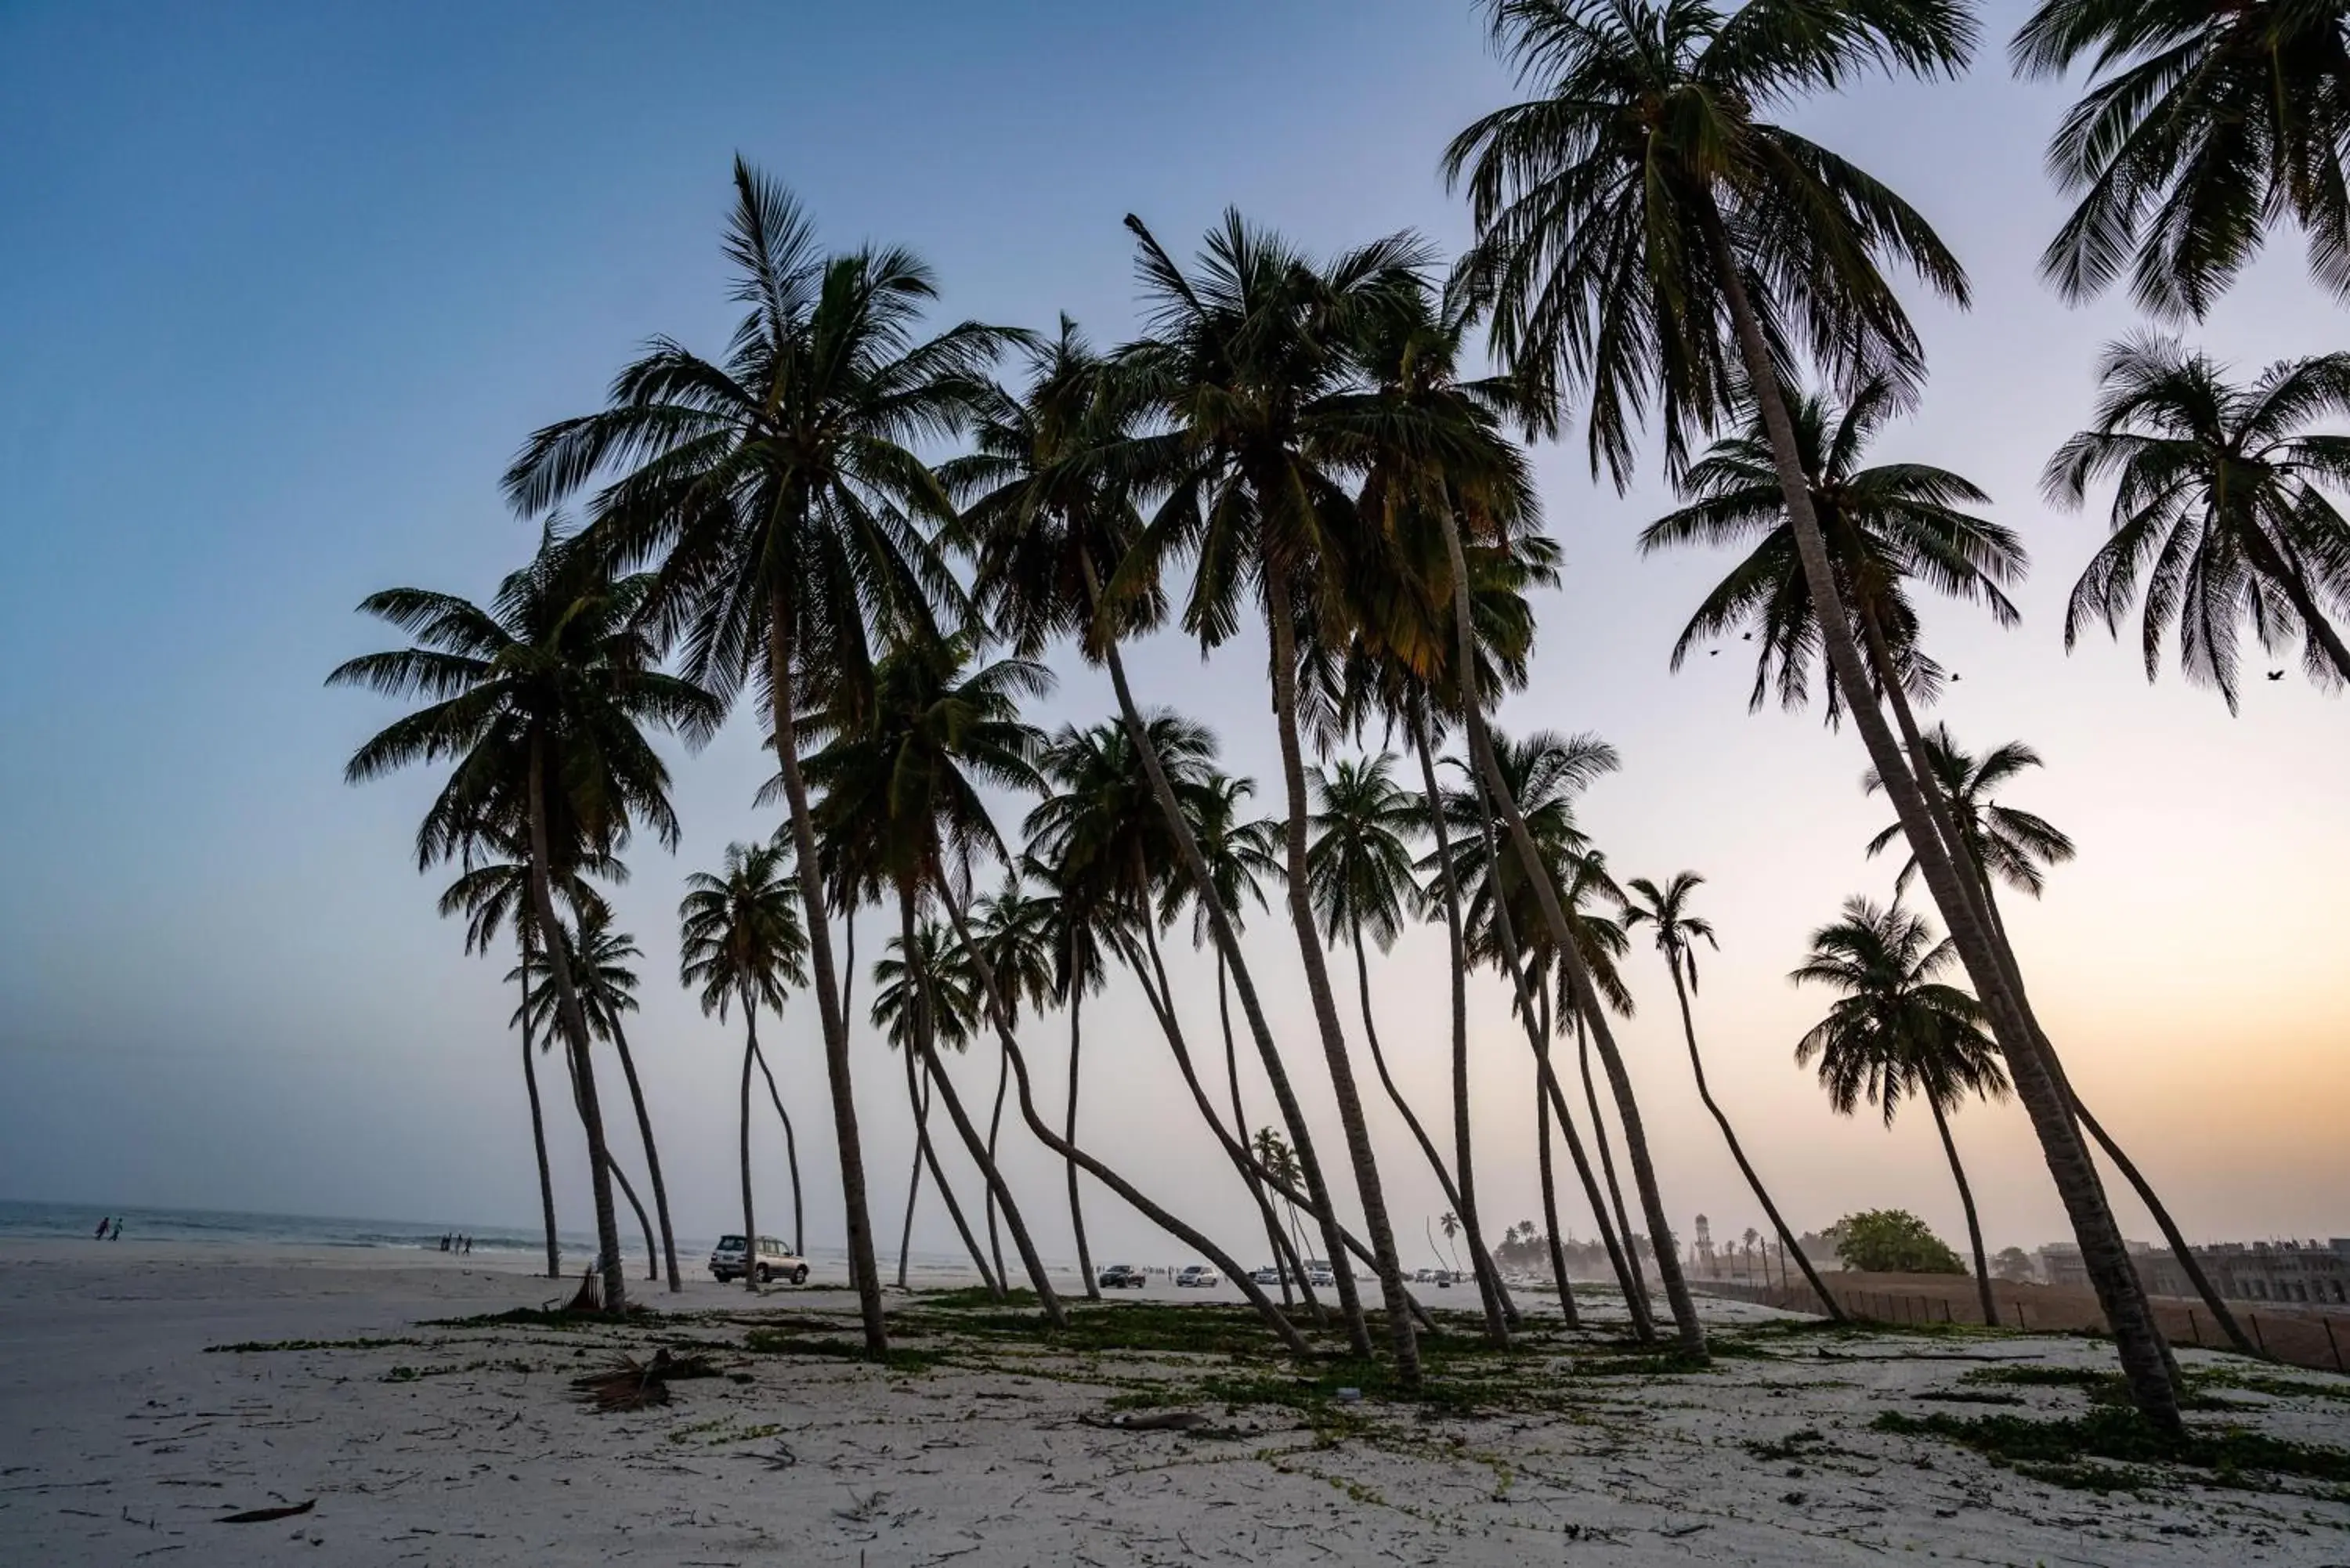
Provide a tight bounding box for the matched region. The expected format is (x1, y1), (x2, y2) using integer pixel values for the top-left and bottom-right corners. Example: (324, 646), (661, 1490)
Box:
(3, 1240), (2348, 1565)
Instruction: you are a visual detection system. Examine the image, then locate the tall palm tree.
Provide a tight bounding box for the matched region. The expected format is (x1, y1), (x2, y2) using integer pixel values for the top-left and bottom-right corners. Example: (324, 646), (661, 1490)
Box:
(1793, 898), (2009, 1327)
(1448, 0), (2179, 1422)
(2013, 0), (2350, 320)
(1624, 873), (1842, 1318)
(1115, 211), (1438, 1379)
(519, 906), (683, 1292)
(680, 839), (811, 1292)
(2048, 334), (2350, 706)
(952, 319), (1360, 1350)
(802, 634), (1067, 1321)
(965, 872), (1059, 1288)
(873, 919), (998, 1294)
(436, 827), (617, 1278)
(504, 161), (1014, 1353)
(332, 529), (718, 1311)
(1640, 378), (2026, 721)
(1864, 728), (2259, 1356)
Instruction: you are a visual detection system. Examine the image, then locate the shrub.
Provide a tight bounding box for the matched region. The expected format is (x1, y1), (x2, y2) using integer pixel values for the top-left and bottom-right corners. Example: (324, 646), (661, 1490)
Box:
(1830, 1209), (1965, 1275)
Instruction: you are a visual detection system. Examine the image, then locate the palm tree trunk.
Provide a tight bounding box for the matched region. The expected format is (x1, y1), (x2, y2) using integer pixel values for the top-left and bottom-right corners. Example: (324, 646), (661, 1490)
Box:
(1927, 1097), (1999, 1328)
(1065, 990), (1099, 1300)
(607, 1156), (656, 1282)
(985, 1040), (1010, 1290)
(1221, 951), (1310, 1315)
(914, 1051), (1003, 1299)
(1408, 710), (1518, 1332)
(524, 735), (624, 1313)
(1665, 960), (1841, 1318)
(1084, 551), (1372, 1357)
(1572, 1002), (1646, 1310)
(519, 929), (561, 1280)
(766, 596), (887, 1353)
(1260, 553), (1420, 1386)
(939, 891), (1307, 1353)
(1700, 230), (2175, 1428)
(2071, 1095), (2256, 1355)
(739, 1010), (760, 1294)
(1349, 912), (1509, 1347)
(1535, 1073), (1577, 1327)
(1430, 505), (1700, 1355)
(898, 1037), (931, 1290)
(607, 1019), (681, 1293)
(750, 1043), (804, 1259)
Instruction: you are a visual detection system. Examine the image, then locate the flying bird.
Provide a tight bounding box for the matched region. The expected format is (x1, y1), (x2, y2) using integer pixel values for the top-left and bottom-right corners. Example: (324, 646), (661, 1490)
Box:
(2269, 670), (2286, 681)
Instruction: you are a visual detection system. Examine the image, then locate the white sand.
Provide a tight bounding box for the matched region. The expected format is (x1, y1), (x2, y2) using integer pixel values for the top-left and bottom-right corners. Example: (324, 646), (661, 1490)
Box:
(4, 1239), (2347, 1564)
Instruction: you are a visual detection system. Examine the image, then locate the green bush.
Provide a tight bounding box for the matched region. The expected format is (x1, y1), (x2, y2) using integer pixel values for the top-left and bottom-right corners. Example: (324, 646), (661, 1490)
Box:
(1830, 1209), (1966, 1275)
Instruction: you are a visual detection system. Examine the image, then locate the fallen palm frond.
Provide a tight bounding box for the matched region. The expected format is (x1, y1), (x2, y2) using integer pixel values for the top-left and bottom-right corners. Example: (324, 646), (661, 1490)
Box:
(218, 1499), (316, 1524)
(567, 1348), (722, 1412)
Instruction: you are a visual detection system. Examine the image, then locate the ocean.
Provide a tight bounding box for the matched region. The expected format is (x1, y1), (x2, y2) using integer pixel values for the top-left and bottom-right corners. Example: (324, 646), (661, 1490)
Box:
(0, 1199), (591, 1256)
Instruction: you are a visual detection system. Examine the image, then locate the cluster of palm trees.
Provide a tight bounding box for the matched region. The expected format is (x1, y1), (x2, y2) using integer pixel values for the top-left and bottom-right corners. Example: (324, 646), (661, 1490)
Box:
(331, 1), (2347, 1429)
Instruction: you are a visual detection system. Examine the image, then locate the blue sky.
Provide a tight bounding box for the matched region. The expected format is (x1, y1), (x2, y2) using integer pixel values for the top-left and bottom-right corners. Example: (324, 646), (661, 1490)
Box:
(3, 2), (2344, 1266)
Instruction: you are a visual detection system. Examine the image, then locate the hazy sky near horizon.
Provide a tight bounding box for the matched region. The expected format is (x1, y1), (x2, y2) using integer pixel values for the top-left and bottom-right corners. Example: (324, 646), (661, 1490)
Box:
(3, 2), (2345, 1273)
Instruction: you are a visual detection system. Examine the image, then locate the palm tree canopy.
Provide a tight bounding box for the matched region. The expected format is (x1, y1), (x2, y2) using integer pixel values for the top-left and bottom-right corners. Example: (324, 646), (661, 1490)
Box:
(1790, 896), (2007, 1127)
(1158, 770), (1284, 944)
(329, 527), (721, 873)
(678, 838), (811, 1021)
(2045, 333), (2350, 710)
(1445, 0), (1975, 483)
(501, 159), (1016, 724)
(871, 920), (981, 1054)
(801, 634), (1051, 903)
(2013, 0), (2350, 320)
(515, 906), (642, 1046)
(964, 870), (1061, 1021)
(1864, 726), (2077, 899)
(1623, 871), (1720, 992)
(1640, 377), (2026, 718)
(435, 818), (620, 959)
(1306, 753), (1428, 952)
(1026, 711), (1220, 922)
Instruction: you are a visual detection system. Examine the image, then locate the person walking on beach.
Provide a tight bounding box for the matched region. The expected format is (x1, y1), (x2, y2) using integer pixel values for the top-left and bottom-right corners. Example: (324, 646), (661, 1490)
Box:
(108, 1219), (121, 1241)
(94, 1217), (110, 1240)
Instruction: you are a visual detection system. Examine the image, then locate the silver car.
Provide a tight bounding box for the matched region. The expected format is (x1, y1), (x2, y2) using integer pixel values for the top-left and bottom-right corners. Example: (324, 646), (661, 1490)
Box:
(710, 1234), (808, 1285)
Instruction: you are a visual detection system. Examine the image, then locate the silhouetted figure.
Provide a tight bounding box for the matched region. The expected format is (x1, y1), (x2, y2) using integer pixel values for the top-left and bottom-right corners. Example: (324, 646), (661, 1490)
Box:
(94, 1217), (110, 1240)
(109, 1219), (122, 1241)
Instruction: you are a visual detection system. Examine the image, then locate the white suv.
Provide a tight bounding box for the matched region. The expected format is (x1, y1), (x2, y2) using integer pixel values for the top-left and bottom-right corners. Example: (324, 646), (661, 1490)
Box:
(710, 1234), (808, 1285)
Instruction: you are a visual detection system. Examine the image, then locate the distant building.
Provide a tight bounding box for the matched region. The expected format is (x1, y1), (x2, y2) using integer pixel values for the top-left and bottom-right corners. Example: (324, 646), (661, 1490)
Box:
(2037, 1239), (2350, 1306)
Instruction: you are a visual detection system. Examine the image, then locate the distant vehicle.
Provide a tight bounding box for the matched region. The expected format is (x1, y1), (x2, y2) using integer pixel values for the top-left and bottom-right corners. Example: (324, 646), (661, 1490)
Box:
(710, 1234), (808, 1286)
(1412, 1266), (1441, 1284)
(1249, 1266), (1282, 1286)
(1097, 1263), (1147, 1289)
(1175, 1265), (1221, 1288)
(1305, 1261), (1337, 1289)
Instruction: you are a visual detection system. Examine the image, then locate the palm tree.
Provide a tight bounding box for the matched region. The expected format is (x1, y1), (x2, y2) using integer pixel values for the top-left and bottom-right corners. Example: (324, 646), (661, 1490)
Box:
(680, 839), (810, 1292)
(1115, 211), (1442, 1379)
(2048, 335), (2350, 706)
(1864, 728), (2259, 1356)
(1792, 898), (2008, 1327)
(436, 826), (616, 1278)
(953, 318), (1358, 1349)
(802, 634), (1066, 1322)
(1640, 378), (2026, 722)
(873, 919), (998, 1294)
(1624, 873), (1842, 1318)
(1448, 0), (2180, 1422)
(965, 872), (1059, 1288)
(2013, 0), (2350, 320)
(519, 907), (683, 1292)
(331, 529), (718, 1311)
(504, 161), (1014, 1353)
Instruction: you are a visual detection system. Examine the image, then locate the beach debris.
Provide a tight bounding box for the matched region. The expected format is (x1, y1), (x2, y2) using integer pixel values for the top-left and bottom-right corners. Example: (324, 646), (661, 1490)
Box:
(1079, 1409), (1213, 1432)
(557, 1264), (603, 1315)
(216, 1499), (316, 1524)
(567, 1349), (721, 1412)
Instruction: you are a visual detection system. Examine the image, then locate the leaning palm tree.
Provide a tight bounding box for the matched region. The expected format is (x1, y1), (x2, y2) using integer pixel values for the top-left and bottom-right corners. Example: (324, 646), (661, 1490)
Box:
(1793, 898), (2008, 1328)
(1641, 377), (2026, 722)
(1864, 728), (2259, 1356)
(1625, 873), (1842, 1318)
(436, 826), (616, 1278)
(519, 907), (682, 1292)
(2013, 0), (2350, 320)
(952, 320), (1361, 1351)
(2048, 334), (2350, 706)
(332, 529), (719, 1311)
(872, 919), (998, 1293)
(1448, 0), (2179, 1422)
(1114, 211), (1442, 1380)
(679, 839), (810, 1292)
(505, 161), (1015, 1353)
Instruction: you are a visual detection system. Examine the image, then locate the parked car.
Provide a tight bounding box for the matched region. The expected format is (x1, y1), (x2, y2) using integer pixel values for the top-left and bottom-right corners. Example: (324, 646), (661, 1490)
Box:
(1097, 1263), (1147, 1289)
(1175, 1264), (1221, 1288)
(710, 1234), (808, 1285)
(1249, 1265), (1282, 1286)
(1412, 1266), (1441, 1284)
(1305, 1261), (1337, 1289)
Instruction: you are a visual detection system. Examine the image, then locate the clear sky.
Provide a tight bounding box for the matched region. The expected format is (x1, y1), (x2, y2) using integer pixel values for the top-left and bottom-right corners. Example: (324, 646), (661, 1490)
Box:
(2, 2), (2344, 1270)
